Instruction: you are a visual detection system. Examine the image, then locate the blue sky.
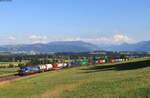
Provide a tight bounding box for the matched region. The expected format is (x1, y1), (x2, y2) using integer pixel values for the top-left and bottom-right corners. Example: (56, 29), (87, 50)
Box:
(0, 0), (150, 45)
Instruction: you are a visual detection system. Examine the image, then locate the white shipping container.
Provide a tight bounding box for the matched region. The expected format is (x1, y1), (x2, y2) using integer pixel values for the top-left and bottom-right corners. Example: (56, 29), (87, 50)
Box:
(115, 59), (119, 62)
(95, 60), (98, 64)
(57, 63), (64, 68)
(63, 63), (68, 67)
(103, 60), (106, 63)
(125, 59), (128, 61)
(38, 65), (46, 70)
(45, 64), (53, 70)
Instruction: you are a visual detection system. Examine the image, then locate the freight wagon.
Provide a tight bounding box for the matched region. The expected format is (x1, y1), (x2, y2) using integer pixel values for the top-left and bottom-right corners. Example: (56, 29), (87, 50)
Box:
(18, 58), (129, 76)
(98, 59), (106, 63)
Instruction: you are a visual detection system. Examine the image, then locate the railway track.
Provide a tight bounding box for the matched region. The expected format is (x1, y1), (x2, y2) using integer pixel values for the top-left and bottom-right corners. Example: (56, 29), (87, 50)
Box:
(0, 63), (119, 82)
(0, 68), (63, 82)
(0, 62), (121, 83)
(0, 74), (21, 82)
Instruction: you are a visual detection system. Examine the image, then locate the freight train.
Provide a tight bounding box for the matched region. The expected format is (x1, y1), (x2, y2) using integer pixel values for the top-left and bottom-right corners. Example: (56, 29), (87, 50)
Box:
(18, 58), (129, 76)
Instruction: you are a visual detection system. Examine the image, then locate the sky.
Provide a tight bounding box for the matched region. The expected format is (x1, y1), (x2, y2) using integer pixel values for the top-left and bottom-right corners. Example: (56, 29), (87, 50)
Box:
(0, 0), (150, 45)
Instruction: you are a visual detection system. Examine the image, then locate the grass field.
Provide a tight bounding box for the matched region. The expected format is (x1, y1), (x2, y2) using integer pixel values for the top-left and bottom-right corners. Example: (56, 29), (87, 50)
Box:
(0, 62), (19, 64)
(0, 67), (19, 76)
(0, 57), (150, 98)
(0, 61), (26, 66)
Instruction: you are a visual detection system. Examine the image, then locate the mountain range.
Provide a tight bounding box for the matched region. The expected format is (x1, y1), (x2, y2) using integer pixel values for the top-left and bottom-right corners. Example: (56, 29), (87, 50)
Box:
(0, 40), (149, 53)
(102, 40), (150, 52)
(0, 41), (99, 53)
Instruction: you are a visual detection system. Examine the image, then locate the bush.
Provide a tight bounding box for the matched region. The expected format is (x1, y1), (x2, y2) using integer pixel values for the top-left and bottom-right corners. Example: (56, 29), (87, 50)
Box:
(0, 66), (7, 68)
(26, 59), (41, 66)
(18, 63), (25, 68)
(8, 64), (14, 68)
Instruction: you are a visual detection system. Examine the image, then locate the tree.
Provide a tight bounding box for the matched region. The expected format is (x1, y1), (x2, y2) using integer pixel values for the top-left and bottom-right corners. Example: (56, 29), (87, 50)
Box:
(26, 59), (41, 66)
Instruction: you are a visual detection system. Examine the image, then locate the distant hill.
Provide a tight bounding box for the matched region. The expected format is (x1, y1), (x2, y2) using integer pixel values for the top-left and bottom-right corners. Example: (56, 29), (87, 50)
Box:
(0, 41), (99, 53)
(0, 40), (150, 53)
(100, 40), (150, 52)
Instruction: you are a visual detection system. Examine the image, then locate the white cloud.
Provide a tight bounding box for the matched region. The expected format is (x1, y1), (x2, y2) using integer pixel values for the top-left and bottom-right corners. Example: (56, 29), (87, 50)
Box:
(29, 35), (47, 40)
(8, 36), (16, 40)
(31, 40), (48, 44)
(62, 34), (136, 44)
(29, 35), (48, 44)
(112, 34), (134, 43)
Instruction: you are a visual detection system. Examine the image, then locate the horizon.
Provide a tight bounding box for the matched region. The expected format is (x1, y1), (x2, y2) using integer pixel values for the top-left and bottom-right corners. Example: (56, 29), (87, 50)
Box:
(0, 40), (147, 47)
(0, 0), (150, 45)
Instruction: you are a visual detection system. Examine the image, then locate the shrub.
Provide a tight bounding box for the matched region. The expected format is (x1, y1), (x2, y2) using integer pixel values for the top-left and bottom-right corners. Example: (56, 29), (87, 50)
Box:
(8, 64), (14, 68)
(18, 63), (25, 68)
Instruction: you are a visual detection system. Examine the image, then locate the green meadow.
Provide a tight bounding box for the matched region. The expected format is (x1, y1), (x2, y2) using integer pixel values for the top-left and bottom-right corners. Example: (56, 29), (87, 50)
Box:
(0, 57), (150, 98)
(0, 67), (19, 76)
